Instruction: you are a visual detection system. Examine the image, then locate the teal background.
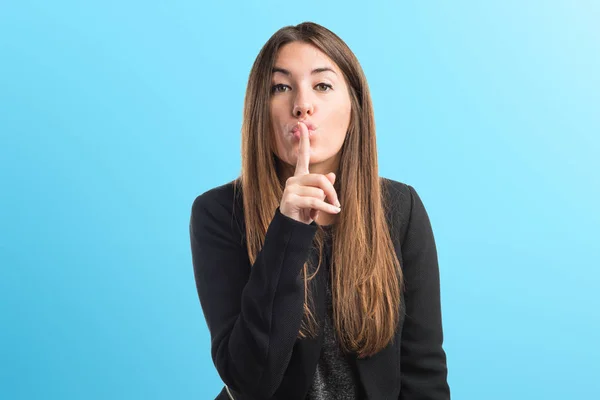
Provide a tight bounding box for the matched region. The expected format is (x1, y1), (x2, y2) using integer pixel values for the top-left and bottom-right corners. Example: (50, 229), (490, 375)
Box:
(1, 1), (599, 399)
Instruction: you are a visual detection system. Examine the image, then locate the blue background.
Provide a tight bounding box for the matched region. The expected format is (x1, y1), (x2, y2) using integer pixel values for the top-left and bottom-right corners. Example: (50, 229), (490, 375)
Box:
(1, 1), (598, 399)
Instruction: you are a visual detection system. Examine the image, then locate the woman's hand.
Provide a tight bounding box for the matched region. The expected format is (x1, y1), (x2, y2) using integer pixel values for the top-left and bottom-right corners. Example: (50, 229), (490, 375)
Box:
(279, 122), (342, 225)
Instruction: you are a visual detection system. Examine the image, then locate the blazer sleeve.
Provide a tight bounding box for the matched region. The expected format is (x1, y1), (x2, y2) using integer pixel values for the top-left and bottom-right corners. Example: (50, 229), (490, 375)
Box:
(399, 185), (451, 400)
(189, 194), (318, 398)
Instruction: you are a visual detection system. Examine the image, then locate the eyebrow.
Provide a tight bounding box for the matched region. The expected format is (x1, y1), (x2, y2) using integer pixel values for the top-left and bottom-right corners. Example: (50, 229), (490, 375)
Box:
(271, 66), (337, 76)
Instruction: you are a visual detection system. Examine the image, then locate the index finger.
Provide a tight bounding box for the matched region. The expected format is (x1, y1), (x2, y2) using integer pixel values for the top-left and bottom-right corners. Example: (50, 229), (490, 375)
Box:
(294, 122), (310, 176)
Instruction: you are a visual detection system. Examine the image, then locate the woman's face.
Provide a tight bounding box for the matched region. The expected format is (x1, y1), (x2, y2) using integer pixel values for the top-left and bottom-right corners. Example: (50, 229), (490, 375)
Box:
(270, 41), (352, 175)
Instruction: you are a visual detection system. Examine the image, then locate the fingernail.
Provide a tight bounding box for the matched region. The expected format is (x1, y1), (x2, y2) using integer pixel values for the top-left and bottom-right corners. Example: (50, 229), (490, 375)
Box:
(336, 201), (341, 208)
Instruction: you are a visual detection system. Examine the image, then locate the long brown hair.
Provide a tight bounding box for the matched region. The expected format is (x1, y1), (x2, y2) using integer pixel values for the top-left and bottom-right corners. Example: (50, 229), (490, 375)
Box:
(235, 21), (402, 358)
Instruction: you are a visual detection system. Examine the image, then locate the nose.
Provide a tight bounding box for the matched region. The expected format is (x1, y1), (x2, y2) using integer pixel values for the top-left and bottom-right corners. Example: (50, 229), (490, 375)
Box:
(292, 103), (314, 118)
(292, 94), (314, 118)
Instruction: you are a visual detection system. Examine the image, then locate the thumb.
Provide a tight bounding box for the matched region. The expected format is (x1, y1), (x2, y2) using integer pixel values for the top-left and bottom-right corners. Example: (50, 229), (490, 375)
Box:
(326, 172), (336, 185)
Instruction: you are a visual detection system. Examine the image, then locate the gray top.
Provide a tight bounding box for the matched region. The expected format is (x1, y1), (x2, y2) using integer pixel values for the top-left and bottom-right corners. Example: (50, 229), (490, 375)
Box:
(305, 228), (363, 399)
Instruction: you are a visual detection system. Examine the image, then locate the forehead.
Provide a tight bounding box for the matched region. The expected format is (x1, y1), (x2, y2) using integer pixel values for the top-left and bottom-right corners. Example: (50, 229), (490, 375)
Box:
(274, 42), (340, 74)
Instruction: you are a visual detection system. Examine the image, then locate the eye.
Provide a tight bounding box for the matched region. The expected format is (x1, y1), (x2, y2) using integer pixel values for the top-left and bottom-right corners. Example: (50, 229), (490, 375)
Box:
(271, 84), (290, 93)
(316, 83), (332, 92)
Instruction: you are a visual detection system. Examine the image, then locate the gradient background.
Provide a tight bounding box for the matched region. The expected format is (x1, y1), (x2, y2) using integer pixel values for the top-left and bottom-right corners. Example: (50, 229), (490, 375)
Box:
(1, 1), (599, 399)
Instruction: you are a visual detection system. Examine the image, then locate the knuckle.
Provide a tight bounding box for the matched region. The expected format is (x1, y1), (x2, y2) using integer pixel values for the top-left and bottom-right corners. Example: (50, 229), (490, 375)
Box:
(318, 176), (328, 189)
(282, 192), (295, 205)
(287, 192), (298, 202)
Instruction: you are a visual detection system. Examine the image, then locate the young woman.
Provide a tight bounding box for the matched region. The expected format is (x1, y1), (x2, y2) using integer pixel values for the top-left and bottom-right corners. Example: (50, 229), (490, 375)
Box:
(189, 22), (450, 400)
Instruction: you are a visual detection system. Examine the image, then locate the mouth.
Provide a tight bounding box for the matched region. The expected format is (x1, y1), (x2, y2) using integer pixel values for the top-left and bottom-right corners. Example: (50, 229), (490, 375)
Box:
(292, 130), (315, 140)
(290, 122), (317, 139)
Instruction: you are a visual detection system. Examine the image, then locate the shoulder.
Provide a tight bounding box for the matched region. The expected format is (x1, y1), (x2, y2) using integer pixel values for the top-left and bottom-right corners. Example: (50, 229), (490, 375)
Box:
(190, 179), (244, 236)
(381, 176), (412, 198)
(380, 176), (416, 214)
(192, 179), (239, 211)
(379, 176), (421, 243)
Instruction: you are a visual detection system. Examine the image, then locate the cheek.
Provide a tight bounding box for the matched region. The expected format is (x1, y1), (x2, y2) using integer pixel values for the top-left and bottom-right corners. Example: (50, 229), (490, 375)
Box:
(271, 127), (286, 158)
(323, 102), (351, 143)
(269, 105), (284, 146)
(269, 114), (293, 162)
(271, 104), (291, 140)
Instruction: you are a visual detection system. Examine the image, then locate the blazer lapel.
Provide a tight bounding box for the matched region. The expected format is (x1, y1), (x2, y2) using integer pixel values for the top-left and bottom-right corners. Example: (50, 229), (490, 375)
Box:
(278, 239), (403, 400)
(354, 242), (405, 399)
(273, 247), (327, 399)
(355, 334), (401, 399)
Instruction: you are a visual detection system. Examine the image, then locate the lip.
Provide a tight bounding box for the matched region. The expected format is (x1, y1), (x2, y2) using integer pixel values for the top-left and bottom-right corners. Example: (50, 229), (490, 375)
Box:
(292, 130), (314, 140)
(291, 121), (317, 134)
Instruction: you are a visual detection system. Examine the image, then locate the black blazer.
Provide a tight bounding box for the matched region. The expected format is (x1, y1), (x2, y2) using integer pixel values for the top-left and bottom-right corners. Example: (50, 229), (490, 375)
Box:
(189, 177), (450, 400)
